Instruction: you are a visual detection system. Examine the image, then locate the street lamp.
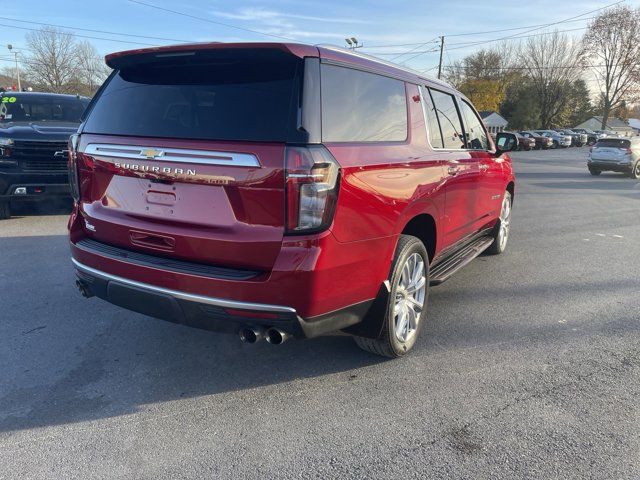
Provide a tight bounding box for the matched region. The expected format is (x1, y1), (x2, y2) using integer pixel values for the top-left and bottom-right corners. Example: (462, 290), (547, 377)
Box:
(7, 44), (21, 92)
(345, 37), (362, 50)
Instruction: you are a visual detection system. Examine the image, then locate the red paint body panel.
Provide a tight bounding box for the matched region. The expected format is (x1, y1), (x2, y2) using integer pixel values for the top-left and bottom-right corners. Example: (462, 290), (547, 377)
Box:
(70, 42), (515, 326)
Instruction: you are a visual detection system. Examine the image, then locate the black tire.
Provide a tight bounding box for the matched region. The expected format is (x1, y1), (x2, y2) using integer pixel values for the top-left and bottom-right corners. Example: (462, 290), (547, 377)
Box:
(553, 140), (558, 148)
(486, 191), (512, 255)
(353, 235), (429, 358)
(630, 162), (640, 179)
(589, 168), (601, 176)
(0, 202), (10, 220)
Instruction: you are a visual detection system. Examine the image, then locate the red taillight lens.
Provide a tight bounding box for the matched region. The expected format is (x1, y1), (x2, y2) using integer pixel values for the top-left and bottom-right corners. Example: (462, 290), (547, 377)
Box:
(626, 148), (633, 154)
(68, 134), (80, 202)
(285, 145), (340, 234)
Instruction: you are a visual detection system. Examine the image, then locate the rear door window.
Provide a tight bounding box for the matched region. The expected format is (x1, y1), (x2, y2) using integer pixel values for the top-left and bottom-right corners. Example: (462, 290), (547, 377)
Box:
(83, 50), (301, 142)
(429, 88), (465, 149)
(420, 86), (443, 148)
(321, 64), (407, 142)
(458, 100), (489, 150)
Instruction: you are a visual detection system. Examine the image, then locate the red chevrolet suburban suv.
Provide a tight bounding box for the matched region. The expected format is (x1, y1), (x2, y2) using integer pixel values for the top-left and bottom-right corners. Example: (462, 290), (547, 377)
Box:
(69, 43), (516, 358)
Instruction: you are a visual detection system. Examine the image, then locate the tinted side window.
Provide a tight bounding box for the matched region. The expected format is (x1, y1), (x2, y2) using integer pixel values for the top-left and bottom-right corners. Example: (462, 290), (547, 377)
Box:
(321, 65), (407, 142)
(429, 89), (465, 149)
(459, 100), (489, 150)
(420, 86), (443, 148)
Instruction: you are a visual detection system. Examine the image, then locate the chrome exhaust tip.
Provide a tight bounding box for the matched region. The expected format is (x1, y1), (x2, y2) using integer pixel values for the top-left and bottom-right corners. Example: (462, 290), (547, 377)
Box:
(75, 279), (94, 298)
(265, 328), (290, 345)
(239, 327), (265, 344)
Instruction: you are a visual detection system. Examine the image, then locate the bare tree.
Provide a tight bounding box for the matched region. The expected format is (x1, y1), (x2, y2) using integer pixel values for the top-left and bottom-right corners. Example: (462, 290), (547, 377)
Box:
(520, 31), (583, 128)
(25, 27), (78, 93)
(582, 5), (640, 129)
(73, 41), (110, 96)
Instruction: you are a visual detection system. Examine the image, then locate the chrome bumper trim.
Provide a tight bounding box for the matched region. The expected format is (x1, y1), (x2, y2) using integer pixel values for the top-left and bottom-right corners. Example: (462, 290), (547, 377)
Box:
(71, 258), (297, 314)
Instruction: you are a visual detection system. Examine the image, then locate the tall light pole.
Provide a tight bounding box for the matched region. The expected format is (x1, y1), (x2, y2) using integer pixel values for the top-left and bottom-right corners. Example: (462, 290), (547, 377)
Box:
(7, 44), (21, 91)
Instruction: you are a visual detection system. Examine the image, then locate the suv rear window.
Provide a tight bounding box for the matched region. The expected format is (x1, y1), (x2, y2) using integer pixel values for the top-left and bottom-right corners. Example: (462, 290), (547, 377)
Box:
(83, 50), (301, 142)
(596, 139), (631, 148)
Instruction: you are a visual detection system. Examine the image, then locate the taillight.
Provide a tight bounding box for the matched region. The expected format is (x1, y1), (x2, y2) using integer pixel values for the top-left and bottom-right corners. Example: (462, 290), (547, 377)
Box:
(626, 148), (633, 154)
(68, 133), (80, 202)
(285, 145), (340, 234)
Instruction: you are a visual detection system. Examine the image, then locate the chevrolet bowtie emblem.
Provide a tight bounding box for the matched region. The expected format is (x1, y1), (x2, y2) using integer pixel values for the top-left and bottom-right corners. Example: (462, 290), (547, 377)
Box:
(141, 148), (164, 159)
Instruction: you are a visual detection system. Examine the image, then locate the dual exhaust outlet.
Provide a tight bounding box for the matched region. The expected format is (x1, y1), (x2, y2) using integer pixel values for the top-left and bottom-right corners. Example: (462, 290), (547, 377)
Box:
(239, 327), (290, 345)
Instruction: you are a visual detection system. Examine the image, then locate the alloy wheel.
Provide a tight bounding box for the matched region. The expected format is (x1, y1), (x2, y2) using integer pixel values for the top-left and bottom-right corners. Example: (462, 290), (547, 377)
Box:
(497, 194), (511, 251)
(393, 253), (426, 343)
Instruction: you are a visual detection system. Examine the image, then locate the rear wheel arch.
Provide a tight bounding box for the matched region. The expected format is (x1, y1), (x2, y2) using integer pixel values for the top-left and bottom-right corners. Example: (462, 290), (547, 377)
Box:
(506, 181), (515, 201)
(400, 214), (436, 263)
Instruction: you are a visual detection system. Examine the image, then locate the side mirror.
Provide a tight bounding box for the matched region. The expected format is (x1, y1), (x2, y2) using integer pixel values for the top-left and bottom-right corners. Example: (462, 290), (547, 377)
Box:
(495, 132), (517, 156)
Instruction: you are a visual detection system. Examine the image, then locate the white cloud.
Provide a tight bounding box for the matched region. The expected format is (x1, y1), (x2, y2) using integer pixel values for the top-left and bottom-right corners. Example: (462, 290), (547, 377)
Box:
(211, 7), (370, 25)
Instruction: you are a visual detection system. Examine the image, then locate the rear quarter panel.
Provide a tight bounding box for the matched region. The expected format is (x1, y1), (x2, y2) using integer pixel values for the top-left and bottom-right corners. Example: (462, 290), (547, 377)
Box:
(326, 83), (447, 259)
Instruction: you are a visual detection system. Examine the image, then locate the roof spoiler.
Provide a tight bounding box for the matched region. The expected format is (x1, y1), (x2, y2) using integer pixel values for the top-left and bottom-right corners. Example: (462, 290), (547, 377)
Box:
(105, 42), (318, 69)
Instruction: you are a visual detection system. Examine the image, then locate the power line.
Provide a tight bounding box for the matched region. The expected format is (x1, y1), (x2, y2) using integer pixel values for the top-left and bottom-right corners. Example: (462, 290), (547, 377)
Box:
(388, 38), (439, 61)
(446, 0), (624, 50)
(127, 0), (297, 41)
(0, 23), (156, 46)
(369, 0), (624, 65)
(0, 16), (194, 45)
(445, 27), (589, 50)
(364, 16), (599, 49)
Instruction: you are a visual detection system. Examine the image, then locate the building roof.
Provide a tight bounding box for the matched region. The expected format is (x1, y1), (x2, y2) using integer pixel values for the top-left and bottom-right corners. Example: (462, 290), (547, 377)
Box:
(627, 118), (640, 130)
(479, 110), (508, 126)
(591, 116), (633, 130)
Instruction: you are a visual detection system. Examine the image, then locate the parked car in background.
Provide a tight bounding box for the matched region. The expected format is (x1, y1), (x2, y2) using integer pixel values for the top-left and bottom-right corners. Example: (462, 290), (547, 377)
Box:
(572, 128), (599, 146)
(595, 130), (618, 138)
(554, 129), (587, 147)
(512, 132), (535, 151)
(534, 130), (572, 148)
(68, 42), (517, 358)
(519, 130), (553, 150)
(588, 137), (640, 178)
(0, 92), (90, 219)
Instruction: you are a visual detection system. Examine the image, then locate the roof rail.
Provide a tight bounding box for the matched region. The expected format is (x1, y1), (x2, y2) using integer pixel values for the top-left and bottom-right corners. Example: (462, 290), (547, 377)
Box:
(315, 43), (451, 88)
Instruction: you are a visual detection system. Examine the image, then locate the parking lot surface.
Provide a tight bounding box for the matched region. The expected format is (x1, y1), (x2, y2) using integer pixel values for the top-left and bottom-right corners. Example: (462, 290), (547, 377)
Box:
(1, 147), (639, 479)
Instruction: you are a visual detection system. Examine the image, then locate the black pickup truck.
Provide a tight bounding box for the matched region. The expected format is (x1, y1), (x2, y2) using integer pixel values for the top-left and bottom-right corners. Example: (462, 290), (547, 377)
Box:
(0, 92), (89, 219)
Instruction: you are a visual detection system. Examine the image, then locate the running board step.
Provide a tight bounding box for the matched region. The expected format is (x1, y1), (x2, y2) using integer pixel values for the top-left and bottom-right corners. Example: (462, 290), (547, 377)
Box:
(429, 236), (495, 286)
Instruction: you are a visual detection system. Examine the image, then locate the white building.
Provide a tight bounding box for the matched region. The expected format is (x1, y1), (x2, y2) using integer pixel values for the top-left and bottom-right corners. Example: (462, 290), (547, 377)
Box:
(574, 116), (636, 137)
(479, 111), (508, 134)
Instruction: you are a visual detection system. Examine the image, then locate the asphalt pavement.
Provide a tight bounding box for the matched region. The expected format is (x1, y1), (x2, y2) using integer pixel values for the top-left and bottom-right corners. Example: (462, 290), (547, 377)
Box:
(1, 147), (639, 479)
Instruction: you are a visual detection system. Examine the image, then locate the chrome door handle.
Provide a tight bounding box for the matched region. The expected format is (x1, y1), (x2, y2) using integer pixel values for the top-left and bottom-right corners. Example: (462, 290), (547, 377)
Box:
(479, 164), (489, 171)
(447, 166), (458, 176)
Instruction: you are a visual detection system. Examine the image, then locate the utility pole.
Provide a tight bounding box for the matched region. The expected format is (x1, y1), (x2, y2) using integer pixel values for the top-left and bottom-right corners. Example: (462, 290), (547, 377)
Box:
(7, 45), (21, 91)
(437, 36), (445, 80)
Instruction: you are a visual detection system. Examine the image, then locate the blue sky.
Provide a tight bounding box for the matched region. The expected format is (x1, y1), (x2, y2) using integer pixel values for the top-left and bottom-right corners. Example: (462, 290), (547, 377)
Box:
(0, 0), (637, 75)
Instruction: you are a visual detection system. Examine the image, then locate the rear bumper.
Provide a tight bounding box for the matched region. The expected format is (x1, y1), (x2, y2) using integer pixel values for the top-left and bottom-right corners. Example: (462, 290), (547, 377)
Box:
(73, 258), (374, 338)
(587, 160), (633, 172)
(0, 170), (69, 200)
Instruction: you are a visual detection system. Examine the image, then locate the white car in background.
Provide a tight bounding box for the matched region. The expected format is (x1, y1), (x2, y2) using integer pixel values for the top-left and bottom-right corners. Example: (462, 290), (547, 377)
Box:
(588, 137), (640, 178)
(534, 130), (572, 148)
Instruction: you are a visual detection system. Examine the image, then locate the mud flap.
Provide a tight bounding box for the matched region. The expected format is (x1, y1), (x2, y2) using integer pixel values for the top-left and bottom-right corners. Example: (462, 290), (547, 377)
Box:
(341, 282), (390, 339)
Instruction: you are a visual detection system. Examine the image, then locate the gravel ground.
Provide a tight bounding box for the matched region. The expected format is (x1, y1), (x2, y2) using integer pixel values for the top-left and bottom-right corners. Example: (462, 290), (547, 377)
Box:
(1, 146), (639, 479)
